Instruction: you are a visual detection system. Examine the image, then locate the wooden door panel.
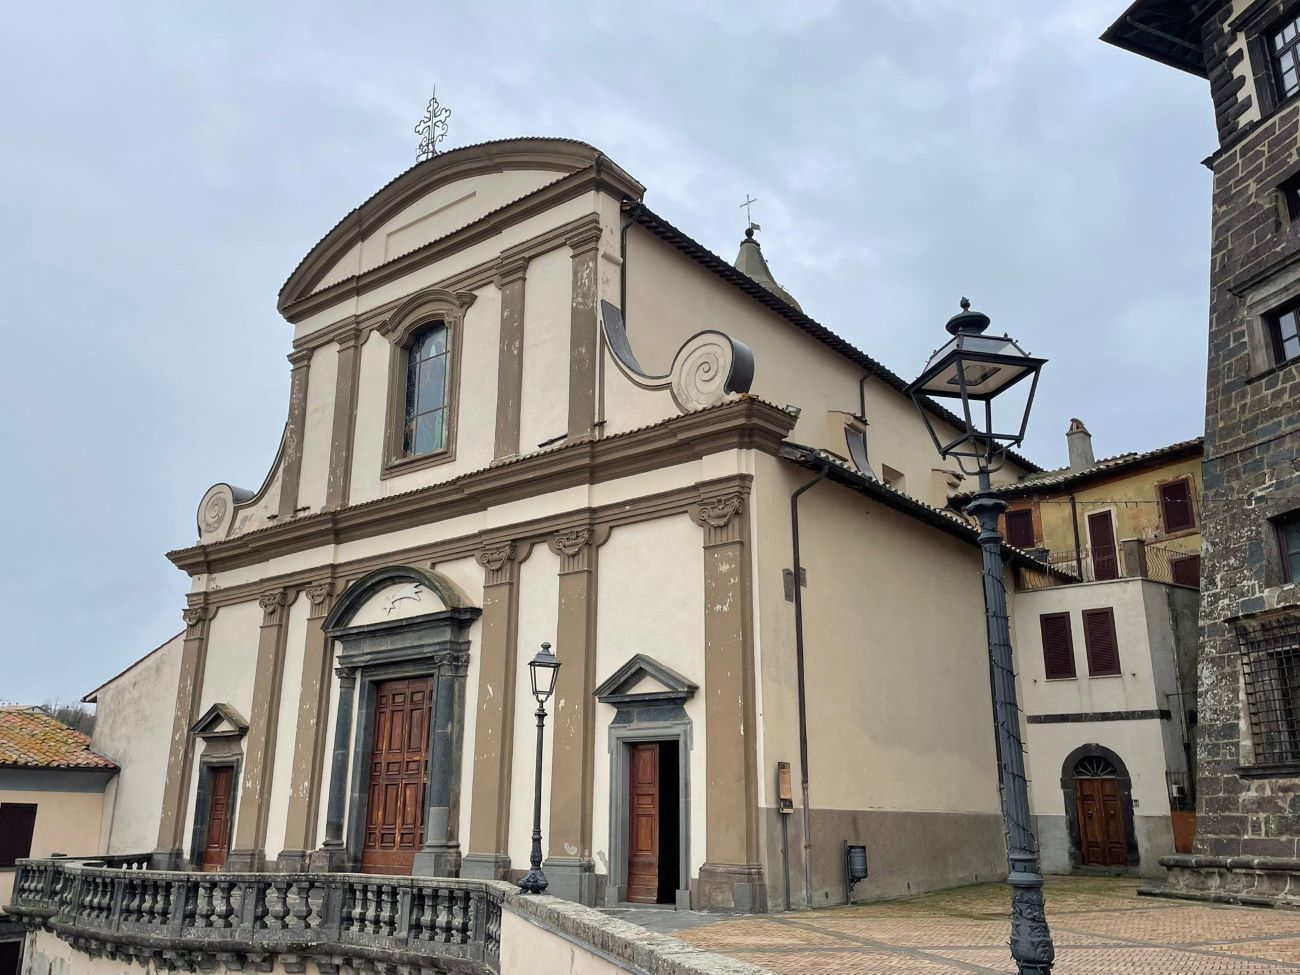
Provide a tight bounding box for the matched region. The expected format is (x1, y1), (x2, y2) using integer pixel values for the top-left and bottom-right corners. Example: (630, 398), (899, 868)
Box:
(1077, 779), (1127, 867)
(361, 677), (433, 875)
(627, 743), (659, 903)
(1100, 783), (1128, 866)
(1088, 511), (1119, 580)
(201, 766), (233, 870)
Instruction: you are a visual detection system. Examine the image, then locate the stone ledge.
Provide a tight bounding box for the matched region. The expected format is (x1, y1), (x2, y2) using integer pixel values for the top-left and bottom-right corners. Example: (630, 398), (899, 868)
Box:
(1140, 854), (1300, 910)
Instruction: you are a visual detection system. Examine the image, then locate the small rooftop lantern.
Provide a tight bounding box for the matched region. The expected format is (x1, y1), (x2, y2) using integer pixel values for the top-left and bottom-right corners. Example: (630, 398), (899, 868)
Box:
(905, 299), (1054, 975)
(518, 642), (560, 895)
(905, 298), (1045, 477)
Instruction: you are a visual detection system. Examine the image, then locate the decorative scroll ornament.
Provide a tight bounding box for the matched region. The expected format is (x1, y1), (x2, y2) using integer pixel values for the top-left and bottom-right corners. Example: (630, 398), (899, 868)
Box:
(199, 491), (229, 534)
(476, 543), (516, 573)
(690, 494), (745, 530)
(181, 606), (213, 631)
(304, 581), (335, 610)
(382, 583), (423, 615)
(414, 88), (451, 162)
(259, 590), (289, 620)
(548, 528), (592, 558)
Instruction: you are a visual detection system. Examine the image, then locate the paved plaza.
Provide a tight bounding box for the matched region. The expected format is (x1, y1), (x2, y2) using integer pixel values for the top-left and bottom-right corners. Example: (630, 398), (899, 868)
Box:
(668, 877), (1300, 974)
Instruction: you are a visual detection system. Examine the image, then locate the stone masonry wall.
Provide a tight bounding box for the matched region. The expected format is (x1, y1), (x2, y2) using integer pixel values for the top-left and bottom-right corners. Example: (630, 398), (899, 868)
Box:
(1193, 0), (1300, 863)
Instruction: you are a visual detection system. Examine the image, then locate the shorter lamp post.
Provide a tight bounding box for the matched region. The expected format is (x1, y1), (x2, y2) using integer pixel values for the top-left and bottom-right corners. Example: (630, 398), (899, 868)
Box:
(518, 642), (561, 895)
(903, 299), (1054, 975)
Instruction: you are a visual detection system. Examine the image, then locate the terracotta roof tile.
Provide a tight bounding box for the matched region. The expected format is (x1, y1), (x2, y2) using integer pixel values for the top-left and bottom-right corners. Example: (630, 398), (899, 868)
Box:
(0, 707), (117, 770)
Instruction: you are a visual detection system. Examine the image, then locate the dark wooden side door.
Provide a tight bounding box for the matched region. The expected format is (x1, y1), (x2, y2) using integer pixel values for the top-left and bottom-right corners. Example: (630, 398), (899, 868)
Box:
(200, 766), (233, 870)
(361, 677), (433, 875)
(627, 743), (660, 903)
(1077, 778), (1127, 867)
(1088, 511), (1119, 580)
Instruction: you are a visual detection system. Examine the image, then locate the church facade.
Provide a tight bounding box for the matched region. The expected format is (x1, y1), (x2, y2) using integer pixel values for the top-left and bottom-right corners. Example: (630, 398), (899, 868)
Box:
(116, 138), (1038, 914)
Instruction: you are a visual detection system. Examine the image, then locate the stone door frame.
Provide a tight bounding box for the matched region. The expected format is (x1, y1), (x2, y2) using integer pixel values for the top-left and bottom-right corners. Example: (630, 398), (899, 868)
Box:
(1060, 742), (1140, 871)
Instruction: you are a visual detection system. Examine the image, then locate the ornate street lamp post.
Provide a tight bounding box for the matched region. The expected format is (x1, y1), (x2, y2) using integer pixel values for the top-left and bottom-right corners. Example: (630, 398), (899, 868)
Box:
(903, 299), (1054, 975)
(517, 642), (561, 895)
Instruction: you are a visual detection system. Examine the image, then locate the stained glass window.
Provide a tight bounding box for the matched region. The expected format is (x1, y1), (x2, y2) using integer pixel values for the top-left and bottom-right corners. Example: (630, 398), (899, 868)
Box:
(403, 322), (449, 456)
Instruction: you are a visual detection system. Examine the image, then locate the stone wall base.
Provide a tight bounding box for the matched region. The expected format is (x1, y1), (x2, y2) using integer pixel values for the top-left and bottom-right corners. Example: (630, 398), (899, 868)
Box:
(1140, 854), (1300, 909)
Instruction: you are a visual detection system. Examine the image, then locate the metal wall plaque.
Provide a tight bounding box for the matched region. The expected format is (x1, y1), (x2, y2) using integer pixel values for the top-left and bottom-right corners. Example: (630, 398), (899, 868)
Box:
(777, 761), (794, 814)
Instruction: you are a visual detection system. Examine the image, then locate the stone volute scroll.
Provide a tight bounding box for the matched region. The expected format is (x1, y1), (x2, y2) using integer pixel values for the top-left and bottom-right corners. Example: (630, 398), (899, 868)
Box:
(598, 300), (755, 413)
(689, 492), (747, 544)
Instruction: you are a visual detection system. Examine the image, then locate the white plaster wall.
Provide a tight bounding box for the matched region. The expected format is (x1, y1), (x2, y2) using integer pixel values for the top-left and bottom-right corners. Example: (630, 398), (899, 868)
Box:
(498, 909), (621, 975)
(296, 343), (338, 516)
(518, 247), (572, 453)
(347, 582), (449, 628)
(265, 597), (308, 858)
(346, 330), (390, 504)
(1026, 719), (1173, 820)
(590, 516), (707, 885)
(90, 633), (183, 854)
(507, 545), (559, 868)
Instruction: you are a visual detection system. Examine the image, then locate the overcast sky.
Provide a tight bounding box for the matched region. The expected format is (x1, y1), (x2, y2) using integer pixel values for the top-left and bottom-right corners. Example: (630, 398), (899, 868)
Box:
(0, 1), (1212, 704)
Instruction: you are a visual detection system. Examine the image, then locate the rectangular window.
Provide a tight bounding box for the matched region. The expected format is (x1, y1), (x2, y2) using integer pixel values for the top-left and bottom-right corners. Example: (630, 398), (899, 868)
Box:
(1239, 615), (1300, 766)
(1269, 299), (1300, 366)
(1273, 12), (1300, 101)
(1039, 612), (1076, 679)
(0, 803), (37, 867)
(1158, 479), (1196, 533)
(1283, 172), (1300, 222)
(1005, 509), (1035, 549)
(1082, 608), (1121, 676)
(1278, 513), (1300, 583)
(1171, 553), (1202, 588)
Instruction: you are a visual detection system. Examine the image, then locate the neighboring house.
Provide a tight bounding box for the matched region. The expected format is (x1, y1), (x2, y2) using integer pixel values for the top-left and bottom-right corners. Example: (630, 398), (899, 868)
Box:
(954, 423), (1203, 877)
(0, 706), (117, 973)
(82, 632), (184, 855)
(9, 135), (1063, 975)
(1106, 1), (1300, 905)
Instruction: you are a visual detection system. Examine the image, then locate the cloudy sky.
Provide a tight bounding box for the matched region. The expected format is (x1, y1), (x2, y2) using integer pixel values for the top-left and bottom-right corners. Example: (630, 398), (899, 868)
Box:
(1, 1), (1211, 704)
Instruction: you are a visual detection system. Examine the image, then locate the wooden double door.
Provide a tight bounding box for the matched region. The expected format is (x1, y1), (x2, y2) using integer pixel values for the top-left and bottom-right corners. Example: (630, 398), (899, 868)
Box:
(1076, 777), (1128, 867)
(361, 677), (434, 875)
(626, 741), (680, 904)
(199, 766), (234, 870)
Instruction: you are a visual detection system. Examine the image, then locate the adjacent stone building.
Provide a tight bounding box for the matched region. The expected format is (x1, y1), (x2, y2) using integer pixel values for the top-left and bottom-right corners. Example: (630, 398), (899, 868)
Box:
(1106, 0), (1300, 903)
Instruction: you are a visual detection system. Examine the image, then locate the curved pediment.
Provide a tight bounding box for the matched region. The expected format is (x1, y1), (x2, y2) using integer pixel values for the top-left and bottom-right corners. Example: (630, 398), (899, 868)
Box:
(277, 138), (640, 316)
(325, 565), (475, 633)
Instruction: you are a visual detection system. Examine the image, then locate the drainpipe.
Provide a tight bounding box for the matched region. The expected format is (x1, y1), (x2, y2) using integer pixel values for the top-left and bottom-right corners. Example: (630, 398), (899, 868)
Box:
(619, 201), (644, 334)
(1069, 493), (1083, 578)
(791, 467), (825, 909)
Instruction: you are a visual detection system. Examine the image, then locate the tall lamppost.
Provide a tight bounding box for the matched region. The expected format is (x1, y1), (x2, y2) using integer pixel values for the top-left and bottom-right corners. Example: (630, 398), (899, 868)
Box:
(903, 299), (1054, 975)
(518, 642), (561, 895)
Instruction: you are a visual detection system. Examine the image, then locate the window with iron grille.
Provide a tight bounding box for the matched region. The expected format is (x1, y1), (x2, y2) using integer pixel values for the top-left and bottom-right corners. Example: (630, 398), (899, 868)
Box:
(0, 803), (37, 867)
(1270, 298), (1300, 366)
(1283, 171), (1300, 223)
(1082, 607), (1121, 677)
(1278, 512), (1300, 583)
(1005, 509), (1035, 550)
(1273, 12), (1300, 101)
(1239, 615), (1300, 766)
(1039, 612), (1076, 680)
(1158, 478), (1196, 533)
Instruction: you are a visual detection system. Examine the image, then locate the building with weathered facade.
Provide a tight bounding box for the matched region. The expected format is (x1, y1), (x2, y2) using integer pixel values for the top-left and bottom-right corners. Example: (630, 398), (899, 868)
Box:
(961, 423), (1204, 877)
(1106, 0), (1300, 904)
(7, 137), (1064, 975)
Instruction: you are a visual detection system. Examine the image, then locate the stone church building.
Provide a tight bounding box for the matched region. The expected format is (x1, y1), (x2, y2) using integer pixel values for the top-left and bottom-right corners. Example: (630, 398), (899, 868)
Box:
(103, 139), (1040, 915)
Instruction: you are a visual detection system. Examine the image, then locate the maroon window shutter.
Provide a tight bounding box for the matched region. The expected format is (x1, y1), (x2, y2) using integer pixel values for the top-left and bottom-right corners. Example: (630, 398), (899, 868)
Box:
(0, 803), (37, 867)
(1082, 608), (1121, 676)
(1039, 613), (1076, 679)
(1159, 480), (1195, 533)
(1171, 554), (1201, 587)
(1005, 510), (1035, 549)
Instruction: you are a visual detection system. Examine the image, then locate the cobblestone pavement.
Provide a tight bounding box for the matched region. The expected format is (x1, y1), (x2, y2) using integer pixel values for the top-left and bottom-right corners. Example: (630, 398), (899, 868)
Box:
(674, 877), (1300, 974)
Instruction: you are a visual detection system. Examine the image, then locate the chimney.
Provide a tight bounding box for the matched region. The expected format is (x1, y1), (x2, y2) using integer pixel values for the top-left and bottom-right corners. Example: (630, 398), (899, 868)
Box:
(1067, 418), (1095, 471)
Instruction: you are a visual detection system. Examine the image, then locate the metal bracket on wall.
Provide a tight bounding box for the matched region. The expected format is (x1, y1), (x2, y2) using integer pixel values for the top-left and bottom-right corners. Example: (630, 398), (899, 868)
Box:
(782, 567), (807, 602)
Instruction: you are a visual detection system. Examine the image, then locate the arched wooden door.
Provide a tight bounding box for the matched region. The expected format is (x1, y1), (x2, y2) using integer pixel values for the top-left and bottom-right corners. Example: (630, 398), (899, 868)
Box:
(1074, 756), (1127, 867)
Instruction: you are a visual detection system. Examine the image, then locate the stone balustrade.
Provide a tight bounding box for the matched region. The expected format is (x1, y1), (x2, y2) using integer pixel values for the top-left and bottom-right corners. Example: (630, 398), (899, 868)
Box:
(8, 856), (502, 974)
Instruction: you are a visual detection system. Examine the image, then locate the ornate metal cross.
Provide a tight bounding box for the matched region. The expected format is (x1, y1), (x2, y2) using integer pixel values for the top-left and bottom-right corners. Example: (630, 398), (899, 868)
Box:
(740, 194), (759, 226)
(415, 88), (452, 162)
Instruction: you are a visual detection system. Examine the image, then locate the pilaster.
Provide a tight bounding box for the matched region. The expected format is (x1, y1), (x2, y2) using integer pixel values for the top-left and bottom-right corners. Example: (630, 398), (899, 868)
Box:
(493, 257), (529, 461)
(461, 540), (530, 880)
(152, 602), (215, 869)
(542, 524), (610, 905)
(228, 589), (296, 871)
(277, 349), (313, 521)
(325, 326), (364, 511)
(566, 225), (603, 442)
(278, 579), (335, 871)
(689, 491), (767, 912)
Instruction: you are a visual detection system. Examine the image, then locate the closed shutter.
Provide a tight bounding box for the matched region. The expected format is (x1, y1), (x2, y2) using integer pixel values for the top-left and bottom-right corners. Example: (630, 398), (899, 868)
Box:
(1039, 613), (1076, 679)
(1159, 480), (1195, 533)
(1005, 510), (1035, 549)
(1082, 608), (1121, 676)
(0, 803), (38, 867)
(1171, 554), (1201, 587)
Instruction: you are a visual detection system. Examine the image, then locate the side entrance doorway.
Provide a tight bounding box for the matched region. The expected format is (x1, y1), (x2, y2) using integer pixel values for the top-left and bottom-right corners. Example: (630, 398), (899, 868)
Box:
(199, 766), (233, 870)
(360, 677), (433, 875)
(626, 741), (681, 904)
(1061, 746), (1138, 871)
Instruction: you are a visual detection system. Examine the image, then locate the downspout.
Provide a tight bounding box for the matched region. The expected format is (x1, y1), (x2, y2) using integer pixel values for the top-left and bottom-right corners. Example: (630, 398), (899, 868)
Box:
(619, 201), (644, 335)
(1069, 492), (1083, 578)
(791, 467), (826, 908)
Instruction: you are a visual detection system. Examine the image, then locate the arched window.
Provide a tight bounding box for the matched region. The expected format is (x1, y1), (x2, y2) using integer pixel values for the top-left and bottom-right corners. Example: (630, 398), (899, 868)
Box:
(403, 322), (449, 456)
(1073, 755), (1117, 779)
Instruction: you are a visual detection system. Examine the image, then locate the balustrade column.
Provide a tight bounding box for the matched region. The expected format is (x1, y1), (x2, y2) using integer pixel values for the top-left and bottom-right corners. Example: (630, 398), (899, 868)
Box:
(311, 665), (358, 872)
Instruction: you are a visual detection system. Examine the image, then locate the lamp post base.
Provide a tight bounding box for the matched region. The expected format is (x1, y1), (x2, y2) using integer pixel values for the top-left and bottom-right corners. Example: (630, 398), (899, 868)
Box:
(517, 866), (549, 895)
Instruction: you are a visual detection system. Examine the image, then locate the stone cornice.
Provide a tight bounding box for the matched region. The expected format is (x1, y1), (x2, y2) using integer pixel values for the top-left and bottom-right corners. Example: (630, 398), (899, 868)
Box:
(168, 399), (792, 578)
